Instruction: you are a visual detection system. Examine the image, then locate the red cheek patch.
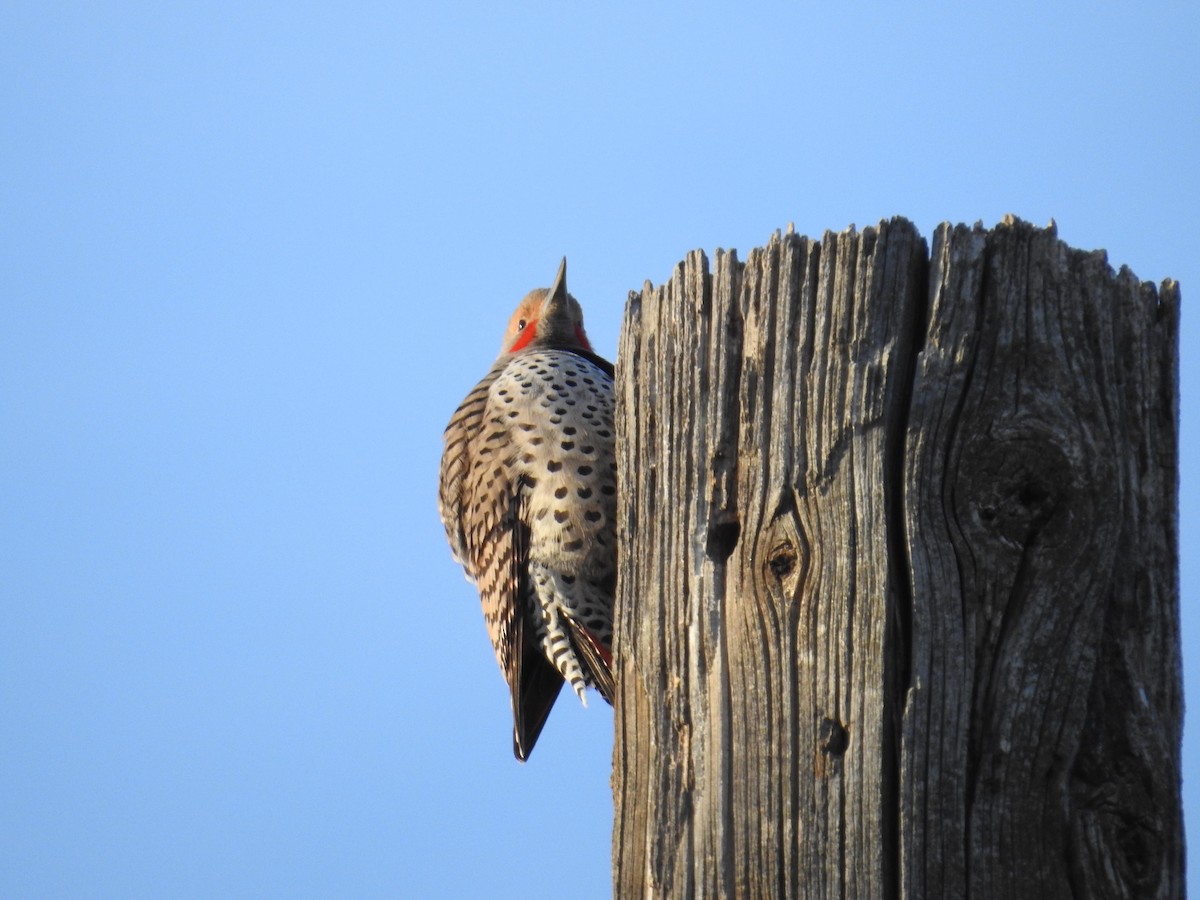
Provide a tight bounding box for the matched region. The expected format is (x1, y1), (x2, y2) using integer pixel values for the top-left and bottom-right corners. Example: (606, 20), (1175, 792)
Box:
(510, 322), (537, 352)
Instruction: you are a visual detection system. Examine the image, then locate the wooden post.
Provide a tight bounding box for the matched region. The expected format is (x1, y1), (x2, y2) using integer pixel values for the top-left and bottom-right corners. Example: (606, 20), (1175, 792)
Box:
(611, 217), (1182, 899)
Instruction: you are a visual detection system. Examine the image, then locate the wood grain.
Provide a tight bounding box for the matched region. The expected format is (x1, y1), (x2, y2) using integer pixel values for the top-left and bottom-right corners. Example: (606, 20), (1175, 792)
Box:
(612, 217), (1181, 899)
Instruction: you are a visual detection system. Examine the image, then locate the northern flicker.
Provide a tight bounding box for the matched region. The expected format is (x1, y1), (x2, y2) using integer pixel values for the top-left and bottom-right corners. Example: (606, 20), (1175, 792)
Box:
(438, 259), (616, 760)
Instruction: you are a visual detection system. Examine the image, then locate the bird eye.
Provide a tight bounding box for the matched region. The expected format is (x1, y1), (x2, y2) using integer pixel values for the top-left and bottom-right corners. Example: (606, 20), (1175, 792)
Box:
(517, 319), (527, 331)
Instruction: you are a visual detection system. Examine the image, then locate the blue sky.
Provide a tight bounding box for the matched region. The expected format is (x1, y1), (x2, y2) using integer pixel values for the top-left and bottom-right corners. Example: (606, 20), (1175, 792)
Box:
(2, 3), (1196, 897)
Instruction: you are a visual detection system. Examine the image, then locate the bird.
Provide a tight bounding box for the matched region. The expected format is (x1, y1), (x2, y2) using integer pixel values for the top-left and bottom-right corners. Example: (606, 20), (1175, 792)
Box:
(438, 258), (616, 760)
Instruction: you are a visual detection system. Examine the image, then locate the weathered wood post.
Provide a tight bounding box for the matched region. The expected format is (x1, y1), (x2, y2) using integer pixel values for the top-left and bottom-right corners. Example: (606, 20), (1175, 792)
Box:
(611, 217), (1181, 899)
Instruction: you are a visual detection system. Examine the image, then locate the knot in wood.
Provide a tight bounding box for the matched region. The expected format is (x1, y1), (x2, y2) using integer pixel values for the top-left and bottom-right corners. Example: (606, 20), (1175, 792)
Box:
(960, 426), (1083, 549)
(767, 541), (796, 579)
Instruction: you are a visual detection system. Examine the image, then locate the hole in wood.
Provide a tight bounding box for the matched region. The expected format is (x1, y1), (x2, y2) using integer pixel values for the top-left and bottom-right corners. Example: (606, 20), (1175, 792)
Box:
(1018, 481), (1050, 508)
(818, 717), (849, 756)
(705, 520), (741, 562)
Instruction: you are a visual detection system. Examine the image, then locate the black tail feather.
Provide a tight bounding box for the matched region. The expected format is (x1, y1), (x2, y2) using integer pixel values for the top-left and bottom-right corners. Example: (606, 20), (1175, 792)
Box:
(511, 617), (564, 761)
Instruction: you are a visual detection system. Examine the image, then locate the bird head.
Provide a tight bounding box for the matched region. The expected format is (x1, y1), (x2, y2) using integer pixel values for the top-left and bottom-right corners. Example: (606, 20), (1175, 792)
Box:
(500, 258), (593, 356)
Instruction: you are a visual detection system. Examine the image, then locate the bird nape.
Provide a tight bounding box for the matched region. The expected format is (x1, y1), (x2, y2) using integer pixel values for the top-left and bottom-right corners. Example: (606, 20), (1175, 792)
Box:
(438, 258), (616, 761)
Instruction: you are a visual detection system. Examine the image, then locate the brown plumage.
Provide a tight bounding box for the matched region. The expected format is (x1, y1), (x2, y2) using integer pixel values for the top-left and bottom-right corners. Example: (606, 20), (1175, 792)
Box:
(438, 259), (616, 760)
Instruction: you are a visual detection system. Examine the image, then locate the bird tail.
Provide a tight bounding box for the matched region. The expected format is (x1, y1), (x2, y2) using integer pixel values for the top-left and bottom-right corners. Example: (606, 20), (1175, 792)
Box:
(563, 612), (615, 705)
(512, 615), (564, 761)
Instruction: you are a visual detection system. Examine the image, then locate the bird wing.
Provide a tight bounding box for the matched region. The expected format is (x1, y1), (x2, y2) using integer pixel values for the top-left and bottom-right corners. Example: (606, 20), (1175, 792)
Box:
(508, 483), (564, 759)
(438, 358), (508, 569)
(476, 476), (563, 760)
(458, 365), (565, 760)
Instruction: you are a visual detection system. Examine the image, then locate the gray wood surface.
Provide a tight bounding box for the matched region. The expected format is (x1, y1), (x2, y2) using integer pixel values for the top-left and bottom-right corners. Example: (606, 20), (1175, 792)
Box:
(611, 217), (1181, 899)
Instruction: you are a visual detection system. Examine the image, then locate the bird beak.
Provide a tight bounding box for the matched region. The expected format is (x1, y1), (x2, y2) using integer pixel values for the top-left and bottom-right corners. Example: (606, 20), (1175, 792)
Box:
(542, 257), (569, 317)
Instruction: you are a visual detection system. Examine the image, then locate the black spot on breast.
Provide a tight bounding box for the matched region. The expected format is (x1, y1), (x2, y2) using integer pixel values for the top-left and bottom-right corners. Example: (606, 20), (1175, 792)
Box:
(578, 465), (592, 476)
(554, 487), (568, 499)
(547, 460), (563, 472)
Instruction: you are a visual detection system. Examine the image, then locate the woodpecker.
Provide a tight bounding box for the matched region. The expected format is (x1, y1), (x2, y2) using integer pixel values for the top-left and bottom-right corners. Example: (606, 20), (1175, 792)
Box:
(438, 259), (616, 760)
